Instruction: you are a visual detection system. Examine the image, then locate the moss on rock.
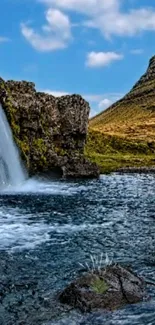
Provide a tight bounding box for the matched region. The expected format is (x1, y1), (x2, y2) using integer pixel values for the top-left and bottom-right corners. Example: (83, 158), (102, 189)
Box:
(0, 77), (99, 178)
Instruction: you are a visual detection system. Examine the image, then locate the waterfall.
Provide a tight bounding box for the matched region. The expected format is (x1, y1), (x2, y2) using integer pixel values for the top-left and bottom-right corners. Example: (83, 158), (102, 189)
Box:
(0, 104), (26, 187)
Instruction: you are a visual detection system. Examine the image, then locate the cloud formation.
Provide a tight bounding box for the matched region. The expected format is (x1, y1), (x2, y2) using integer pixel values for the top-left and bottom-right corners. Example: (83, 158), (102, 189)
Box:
(86, 51), (123, 68)
(98, 98), (113, 109)
(39, 0), (155, 38)
(21, 8), (71, 51)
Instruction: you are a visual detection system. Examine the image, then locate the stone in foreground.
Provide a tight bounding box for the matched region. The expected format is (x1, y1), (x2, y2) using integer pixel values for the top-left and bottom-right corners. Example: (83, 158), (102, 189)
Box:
(59, 264), (146, 312)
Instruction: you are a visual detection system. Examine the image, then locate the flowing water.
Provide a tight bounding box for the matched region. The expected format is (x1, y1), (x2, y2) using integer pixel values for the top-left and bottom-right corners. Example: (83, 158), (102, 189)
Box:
(0, 174), (155, 325)
(0, 104), (26, 187)
(0, 104), (155, 324)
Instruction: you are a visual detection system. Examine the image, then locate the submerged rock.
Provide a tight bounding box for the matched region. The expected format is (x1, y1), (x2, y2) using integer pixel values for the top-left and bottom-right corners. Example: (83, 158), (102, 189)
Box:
(0, 78), (99, 178)
(59, 264), (146, 312)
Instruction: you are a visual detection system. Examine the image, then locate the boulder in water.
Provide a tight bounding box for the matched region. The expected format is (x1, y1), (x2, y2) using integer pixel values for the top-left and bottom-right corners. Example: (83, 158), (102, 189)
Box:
(59, 264), (146, 312)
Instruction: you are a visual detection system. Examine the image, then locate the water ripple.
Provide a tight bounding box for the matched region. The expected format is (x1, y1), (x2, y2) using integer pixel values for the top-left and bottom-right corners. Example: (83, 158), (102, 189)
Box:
(0, 173), (155, 324)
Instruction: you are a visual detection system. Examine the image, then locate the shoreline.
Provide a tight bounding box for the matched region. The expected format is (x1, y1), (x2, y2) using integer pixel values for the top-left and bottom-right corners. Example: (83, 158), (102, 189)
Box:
(115, 166), (155, 174)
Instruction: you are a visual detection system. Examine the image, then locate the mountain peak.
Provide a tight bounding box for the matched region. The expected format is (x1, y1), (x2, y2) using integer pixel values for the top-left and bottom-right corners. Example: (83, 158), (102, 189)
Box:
(149, 55), (155, 66)
(90, 55), (155, 141)
(133, 55), (155, 90)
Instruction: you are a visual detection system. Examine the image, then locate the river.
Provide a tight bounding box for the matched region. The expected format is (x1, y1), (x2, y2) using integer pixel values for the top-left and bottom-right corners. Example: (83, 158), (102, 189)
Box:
(0, 173), (155, 324)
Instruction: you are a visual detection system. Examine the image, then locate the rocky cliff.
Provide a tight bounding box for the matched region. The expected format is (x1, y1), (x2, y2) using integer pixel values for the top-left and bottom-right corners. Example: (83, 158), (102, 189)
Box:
(0, 78), (99, 178)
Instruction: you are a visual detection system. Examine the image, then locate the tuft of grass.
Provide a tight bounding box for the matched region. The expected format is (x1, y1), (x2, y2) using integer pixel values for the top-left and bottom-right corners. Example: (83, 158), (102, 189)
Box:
(91, 277), (109, 294)
(79, 253), (113, 275)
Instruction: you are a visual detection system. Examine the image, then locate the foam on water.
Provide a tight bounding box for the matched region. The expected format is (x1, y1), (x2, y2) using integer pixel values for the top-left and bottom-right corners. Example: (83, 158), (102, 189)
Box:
(1, 173), (155, 253)
(0, 200), (111, 252)
(1, 177), (91, 195)
(0, 172), (97, 252)
(1, 174), (155, 324)
(0, 178), (103, 251)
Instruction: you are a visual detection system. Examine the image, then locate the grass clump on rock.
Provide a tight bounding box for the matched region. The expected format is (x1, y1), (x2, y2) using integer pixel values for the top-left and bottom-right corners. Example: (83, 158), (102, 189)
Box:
(91, 277), (109, 294)
(59, 264), (146, 312)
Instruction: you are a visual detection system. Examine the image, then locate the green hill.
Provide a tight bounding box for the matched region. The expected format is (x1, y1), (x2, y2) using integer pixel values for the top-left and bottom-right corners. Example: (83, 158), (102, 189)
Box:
(86, 56), (155, 173)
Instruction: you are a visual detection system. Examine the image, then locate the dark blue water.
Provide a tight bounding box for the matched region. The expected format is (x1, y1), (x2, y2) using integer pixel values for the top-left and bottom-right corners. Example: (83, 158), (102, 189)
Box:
(0, 174), (155, 325)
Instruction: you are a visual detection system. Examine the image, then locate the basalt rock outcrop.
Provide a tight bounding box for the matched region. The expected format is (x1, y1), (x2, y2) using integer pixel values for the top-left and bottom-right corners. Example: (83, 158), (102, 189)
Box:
(59, 264), (146, 312)
(0, 77), (99, 178)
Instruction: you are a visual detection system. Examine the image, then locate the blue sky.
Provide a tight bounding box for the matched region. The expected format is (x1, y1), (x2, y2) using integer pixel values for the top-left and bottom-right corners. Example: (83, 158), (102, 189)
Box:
(1, 0), (155, 116)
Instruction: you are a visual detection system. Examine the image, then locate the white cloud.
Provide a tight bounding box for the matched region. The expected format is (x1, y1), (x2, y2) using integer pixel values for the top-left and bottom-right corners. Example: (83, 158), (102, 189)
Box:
(0, 37), (10, 43)
(84, 94), (103, 102)
(39, 0), (119, 15)
(89, 108), (99, 118)
(86, 51), (123, 68)
(39, 0), (155, 38)
(98, 98), (113, 109)
(44, 90), (69, 96)
(130, 49), (144, 55)
(21, 8), (72, 51)
(94, 8), (155, 38)
(90, 94), (122, 117)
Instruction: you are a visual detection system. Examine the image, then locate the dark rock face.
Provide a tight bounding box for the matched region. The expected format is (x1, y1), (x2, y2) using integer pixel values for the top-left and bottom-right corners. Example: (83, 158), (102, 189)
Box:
(59, 265), (146, 312)
(133, 55), (155, 89)
(0, 78), (99, 178)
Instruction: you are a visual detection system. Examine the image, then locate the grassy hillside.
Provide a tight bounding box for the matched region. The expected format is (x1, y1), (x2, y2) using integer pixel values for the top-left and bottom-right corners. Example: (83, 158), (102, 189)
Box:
(87, 56), (155, 173)
(90, 82), (155, 141)
(85, 130), (155, 173)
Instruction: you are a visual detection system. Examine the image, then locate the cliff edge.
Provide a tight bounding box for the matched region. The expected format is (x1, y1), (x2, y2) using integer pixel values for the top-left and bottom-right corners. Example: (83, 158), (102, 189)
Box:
(0, 78), (99, 178)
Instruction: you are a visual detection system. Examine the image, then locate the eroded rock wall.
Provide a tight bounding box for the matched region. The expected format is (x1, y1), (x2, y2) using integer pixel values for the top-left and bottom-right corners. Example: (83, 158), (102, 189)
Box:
(0, 78), (99, 178)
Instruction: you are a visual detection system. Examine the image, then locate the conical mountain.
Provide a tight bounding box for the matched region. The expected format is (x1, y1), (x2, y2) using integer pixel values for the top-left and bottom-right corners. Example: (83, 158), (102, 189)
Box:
(90, 56), (155, 141)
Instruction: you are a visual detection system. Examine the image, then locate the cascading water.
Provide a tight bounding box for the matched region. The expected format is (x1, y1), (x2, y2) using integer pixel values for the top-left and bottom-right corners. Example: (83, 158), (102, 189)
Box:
(0, 104), (26, 187)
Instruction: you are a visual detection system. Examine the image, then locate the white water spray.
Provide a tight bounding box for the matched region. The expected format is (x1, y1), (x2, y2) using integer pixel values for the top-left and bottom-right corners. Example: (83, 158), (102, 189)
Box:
(0, 104), (26, 187)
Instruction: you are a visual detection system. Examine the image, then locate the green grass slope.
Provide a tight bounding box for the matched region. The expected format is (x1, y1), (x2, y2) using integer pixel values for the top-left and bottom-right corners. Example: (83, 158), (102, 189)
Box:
(85, 130), (155, 173)
(87, 56), (155, 173)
